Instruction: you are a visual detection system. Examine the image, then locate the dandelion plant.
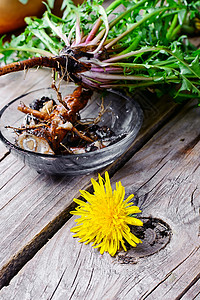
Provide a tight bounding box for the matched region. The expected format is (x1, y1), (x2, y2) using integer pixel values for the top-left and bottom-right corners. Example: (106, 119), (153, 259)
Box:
(1, 0), (200, 102)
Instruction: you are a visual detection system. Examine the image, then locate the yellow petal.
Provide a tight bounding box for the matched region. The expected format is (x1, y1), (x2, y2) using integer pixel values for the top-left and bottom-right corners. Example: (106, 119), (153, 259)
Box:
(123, 232), (137, 247)
(92, 178), (105, 196)
(105, 171), (112, 197)
(73, 198), (86, 206)
(79, 190), (95, 202)
(124, 194), (134, 204)
(126, 217), (143, 226)
(126, 206), (141, 214)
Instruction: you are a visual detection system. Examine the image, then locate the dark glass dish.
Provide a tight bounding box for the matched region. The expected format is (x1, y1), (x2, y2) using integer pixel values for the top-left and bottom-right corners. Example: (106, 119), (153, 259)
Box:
(0, 84), (143, 175)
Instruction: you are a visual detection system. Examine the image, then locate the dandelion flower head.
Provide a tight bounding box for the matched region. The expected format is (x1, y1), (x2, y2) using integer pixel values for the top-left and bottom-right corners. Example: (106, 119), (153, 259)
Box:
(70, 171), (143, 256)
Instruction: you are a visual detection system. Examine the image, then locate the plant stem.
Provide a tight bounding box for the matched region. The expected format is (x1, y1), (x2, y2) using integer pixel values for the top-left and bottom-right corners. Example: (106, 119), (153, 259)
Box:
(105, 7), (171, 50)
(105, 0), (123, 14)
(106, 62), (172, 72)
(83, 71), (179, 81)
(103, 47), (160, 63)
(0, 46), (53, 57)
(91, 5), (109, 54)
(108, 0), (147, 30)
(85, 17), (102, 43)
(74, 13), (82, 46)
(170, 24), (182, 40)
(166, 13), (178, 40)
(117, 35), (142, 56)
(89, 0), (147, 45)
(99, 79), (179, 89)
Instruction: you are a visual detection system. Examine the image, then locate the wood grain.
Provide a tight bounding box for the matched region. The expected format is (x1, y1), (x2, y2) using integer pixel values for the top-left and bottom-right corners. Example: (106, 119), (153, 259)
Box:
(0, 69), (52, 110)
(0, 67), (184, 289)
(0, 69), (52, 158)
(0, 154), (94, 286)
(180, 277), (200, 300)
(0, 100), (199, 299)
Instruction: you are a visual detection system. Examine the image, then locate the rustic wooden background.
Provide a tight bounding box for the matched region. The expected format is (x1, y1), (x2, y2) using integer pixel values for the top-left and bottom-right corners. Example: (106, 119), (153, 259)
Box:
(0, 67), (199, 299)
(0, 0), (200, 296)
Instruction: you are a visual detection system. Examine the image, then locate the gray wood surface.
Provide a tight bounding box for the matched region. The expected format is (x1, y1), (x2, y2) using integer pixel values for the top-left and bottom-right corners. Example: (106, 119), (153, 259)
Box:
(0, 96), (199, 299)
(0, 69), (51, 158)
(0, 68), (182, 289)
(1, 1), (199, 298)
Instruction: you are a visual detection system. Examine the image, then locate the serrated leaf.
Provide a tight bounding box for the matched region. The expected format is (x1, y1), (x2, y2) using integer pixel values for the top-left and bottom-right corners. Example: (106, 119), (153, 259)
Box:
(180, 64), (192, 75)
(171, 42), (184, 60)
(179, 77), (192, 92)
(177, 74), (200, 98)
(189, 56), (200, 77)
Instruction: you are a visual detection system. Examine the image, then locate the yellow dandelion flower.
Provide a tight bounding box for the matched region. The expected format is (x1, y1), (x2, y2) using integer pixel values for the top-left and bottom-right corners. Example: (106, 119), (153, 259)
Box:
(70, 171), (143, 256)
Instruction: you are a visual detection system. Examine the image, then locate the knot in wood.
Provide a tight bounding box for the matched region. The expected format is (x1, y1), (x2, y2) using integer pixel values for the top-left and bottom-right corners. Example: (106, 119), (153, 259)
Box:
(117, 217), (171, 264)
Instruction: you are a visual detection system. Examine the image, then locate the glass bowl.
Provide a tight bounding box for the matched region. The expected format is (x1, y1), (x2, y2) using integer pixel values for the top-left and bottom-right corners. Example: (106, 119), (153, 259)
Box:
(0, 84), (143, 175)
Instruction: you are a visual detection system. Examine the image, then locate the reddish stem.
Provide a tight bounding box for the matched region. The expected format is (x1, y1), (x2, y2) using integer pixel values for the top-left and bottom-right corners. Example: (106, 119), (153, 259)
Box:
(85, 17), (102, 44)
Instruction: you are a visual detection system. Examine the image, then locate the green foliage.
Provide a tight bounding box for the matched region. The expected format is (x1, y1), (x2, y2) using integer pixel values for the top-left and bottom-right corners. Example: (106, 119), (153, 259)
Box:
(1, 0), (200, 103)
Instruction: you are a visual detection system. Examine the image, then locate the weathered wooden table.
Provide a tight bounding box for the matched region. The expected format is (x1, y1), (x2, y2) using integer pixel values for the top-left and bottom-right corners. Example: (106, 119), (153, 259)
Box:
(0, 69), (199, 300)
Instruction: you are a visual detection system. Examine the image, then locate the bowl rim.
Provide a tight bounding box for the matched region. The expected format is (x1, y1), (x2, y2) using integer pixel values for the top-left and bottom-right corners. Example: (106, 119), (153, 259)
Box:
(0, 87), (143, 159)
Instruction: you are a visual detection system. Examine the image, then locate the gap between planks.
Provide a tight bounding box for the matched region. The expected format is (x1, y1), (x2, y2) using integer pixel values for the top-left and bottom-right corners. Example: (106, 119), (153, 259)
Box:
(0, 70), (187, 290)
(0, 99), (199, 299)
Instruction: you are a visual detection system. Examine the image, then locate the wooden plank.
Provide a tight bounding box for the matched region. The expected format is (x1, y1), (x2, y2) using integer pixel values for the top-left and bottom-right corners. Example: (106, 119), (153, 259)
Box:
(0, 68), (184, 289)
(0, 69), (52, 158)
(0, 69), (52, 110)
(0, 100), (199, 299)
(0, 155), (94, 285)
(180, 278), (200, 300)
(107, 90), (182, 175)
(0, 142), (7, 160)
